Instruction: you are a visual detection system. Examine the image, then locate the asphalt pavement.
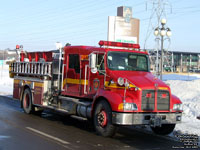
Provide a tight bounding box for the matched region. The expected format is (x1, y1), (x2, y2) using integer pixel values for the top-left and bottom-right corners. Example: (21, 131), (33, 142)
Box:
(0, 96), (190, 150)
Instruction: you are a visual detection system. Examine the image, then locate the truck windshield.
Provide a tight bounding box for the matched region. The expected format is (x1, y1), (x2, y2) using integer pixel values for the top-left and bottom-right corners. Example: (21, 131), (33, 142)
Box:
(107, 52), (149, 72)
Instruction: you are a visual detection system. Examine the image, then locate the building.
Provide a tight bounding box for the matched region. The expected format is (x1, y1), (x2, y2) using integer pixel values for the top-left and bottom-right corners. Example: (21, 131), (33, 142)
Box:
(149, 49), (200, 73)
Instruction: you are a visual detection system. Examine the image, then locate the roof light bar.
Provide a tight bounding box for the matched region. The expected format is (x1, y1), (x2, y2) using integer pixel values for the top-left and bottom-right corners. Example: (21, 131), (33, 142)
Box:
(98, 40), (140, 49)
(16, 45), (20, 49)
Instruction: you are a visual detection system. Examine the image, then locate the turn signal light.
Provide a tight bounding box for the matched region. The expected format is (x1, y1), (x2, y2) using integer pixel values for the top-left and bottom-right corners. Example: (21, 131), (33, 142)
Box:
(118, 103), (138, 111)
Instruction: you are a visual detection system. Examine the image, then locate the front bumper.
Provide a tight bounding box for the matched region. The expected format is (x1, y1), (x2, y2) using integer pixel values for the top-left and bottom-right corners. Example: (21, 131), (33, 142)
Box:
(112, 112), (182, 126)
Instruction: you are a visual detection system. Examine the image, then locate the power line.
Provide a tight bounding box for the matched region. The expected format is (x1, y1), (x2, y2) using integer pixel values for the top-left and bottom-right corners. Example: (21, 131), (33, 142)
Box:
(0, 1), (147, 39)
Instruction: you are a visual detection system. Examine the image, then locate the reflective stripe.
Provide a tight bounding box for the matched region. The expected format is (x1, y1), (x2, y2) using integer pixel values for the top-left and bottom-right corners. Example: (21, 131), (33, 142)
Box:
(104, 82), (124, 89)
(62, 78), (142, 90)
(104, 81), (141, 90)
(14, 79), (43, 88)
(14, 79), (20, 84)
(63, 78), (88, 86)
(26, 81), (43, 88)
(35, 82), (44, 87)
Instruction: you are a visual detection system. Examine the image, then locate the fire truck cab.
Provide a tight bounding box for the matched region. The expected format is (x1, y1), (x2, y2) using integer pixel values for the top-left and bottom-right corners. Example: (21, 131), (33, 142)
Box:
(9, 41), (182, 137)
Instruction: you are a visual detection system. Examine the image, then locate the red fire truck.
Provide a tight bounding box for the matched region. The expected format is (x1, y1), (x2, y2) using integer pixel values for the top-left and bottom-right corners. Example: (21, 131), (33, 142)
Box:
(9, 41), (182, 137)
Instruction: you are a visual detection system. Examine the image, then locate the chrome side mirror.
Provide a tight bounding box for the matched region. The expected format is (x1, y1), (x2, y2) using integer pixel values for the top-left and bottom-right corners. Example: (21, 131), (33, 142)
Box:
(89, 53), (97, 73)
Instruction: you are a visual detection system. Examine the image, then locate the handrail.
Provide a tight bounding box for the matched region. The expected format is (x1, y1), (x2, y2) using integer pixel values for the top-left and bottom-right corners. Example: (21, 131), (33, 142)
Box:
(84, 65), (89, 94)
(10, 62), (52, 77)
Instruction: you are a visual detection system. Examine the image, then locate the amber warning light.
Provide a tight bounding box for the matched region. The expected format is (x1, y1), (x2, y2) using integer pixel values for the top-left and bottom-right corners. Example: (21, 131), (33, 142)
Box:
(98, 40), (140, 49)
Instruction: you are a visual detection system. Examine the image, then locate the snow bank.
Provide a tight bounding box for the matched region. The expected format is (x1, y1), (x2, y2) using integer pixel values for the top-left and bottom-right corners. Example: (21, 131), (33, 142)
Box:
(165, 78), (200, 136)
(0, 65), (13, 95)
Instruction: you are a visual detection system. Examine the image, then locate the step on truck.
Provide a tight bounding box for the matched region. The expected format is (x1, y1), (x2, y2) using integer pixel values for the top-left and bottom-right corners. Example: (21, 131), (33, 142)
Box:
(9, 41), (183, 137)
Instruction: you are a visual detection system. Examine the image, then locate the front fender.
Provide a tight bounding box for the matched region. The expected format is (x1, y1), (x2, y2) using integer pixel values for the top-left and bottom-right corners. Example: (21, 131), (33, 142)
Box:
(171, 94), (182, 104)
(171, 94), (182, 112)
(93, 88), (123, 112)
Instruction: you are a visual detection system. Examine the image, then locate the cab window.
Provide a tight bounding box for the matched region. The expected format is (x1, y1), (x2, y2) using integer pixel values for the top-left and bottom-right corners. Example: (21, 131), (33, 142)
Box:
(69, 54), (80, 73)
(97, 54), (105, 74)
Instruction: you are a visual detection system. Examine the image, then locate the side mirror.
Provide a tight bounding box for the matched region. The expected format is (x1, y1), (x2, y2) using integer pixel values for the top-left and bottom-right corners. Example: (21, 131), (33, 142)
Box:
(89, 53), (97, 73)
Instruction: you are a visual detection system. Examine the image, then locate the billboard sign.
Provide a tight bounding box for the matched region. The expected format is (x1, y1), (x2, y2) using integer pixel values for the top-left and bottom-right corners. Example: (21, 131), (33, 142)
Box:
(108, 6), (140, 44)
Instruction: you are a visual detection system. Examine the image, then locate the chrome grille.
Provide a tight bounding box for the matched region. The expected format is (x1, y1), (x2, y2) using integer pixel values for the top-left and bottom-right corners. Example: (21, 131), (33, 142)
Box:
(157, 90), (170, 110)
(141, 90), (155, 111)
(142, 90), (170, 111)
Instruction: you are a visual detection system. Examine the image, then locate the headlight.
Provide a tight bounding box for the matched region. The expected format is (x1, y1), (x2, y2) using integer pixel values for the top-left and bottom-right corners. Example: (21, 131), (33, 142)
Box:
(118, 103), (138, 111)
(117, 77), (124, 86)
(173, 104), (183, 111)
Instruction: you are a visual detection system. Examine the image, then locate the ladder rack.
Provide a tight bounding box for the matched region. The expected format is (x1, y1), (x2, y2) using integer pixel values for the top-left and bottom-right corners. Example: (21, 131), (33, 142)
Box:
(10, 62), (52, 77)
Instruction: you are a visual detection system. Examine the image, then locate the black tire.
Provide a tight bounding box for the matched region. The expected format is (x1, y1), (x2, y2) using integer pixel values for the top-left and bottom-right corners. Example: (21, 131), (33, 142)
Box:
(22, 88), (33, 114)
(151, 124), (176, 135)
(93, 100), (117, 137)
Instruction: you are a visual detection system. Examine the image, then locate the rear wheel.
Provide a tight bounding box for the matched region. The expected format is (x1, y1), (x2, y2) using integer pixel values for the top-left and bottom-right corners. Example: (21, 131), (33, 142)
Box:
(93, 100), (117, 137)
(151, 124), (176, 135)
(22, 88), (33, 114)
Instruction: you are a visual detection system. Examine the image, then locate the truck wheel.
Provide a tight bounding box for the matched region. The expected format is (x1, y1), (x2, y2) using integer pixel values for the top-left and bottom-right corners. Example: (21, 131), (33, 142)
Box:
(151, 124), (176, 135)
(22, 88), (33, 114)
(93, 100), (117, 137)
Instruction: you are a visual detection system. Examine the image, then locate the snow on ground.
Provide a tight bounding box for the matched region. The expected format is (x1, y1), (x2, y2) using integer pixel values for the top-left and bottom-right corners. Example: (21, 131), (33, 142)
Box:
(0, 64), (199, 143)
(163, 74), (200, 138)
(0, 65), (13, 96)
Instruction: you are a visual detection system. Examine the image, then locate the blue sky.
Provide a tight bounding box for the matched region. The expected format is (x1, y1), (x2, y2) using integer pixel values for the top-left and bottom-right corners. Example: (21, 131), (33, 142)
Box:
(0, 0), (200, 52)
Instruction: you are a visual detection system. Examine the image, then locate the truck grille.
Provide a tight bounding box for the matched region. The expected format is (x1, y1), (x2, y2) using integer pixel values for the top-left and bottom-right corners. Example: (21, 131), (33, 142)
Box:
(157, 90), (170, 110)
(142, 90), (155, 111)
(142, 90), (170, 111)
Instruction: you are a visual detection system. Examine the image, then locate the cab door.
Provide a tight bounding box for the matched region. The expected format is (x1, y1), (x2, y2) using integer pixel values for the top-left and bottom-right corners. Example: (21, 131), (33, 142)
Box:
(66, 54), (80, 96)
(81, 53), (105, 97)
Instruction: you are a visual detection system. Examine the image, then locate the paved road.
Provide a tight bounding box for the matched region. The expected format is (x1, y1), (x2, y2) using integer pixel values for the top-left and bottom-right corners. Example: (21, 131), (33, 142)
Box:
(0, 96), (187, 150)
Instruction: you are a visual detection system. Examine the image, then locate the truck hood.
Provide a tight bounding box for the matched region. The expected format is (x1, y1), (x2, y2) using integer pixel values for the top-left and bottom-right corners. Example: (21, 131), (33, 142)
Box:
(110, 71), (169, 90)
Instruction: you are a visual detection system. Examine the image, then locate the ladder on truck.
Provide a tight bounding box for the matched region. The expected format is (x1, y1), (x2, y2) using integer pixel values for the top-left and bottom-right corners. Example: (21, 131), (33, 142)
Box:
(10, 62), (52, 77)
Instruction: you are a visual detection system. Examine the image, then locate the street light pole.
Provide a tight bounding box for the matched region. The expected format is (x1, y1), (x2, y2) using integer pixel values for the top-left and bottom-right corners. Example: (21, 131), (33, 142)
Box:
(154, 18), (171, 80)
(160, 34), (164, 80)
